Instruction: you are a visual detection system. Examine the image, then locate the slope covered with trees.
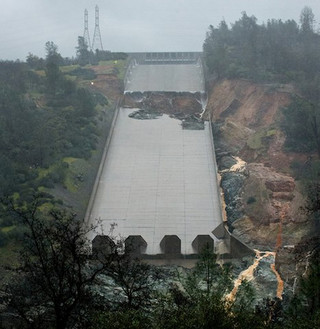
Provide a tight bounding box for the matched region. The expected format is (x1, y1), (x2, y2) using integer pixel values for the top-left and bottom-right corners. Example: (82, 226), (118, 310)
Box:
(2, 198), (320, 328)
(0, 41), (127, 250)
(203, 7), (320, 327)
(0, 43), (99, 196)
(204, 7), (319, 83)
(204, 7), (320, 156)
(2, 7), (320, 328)
(204, 6), (320, 228)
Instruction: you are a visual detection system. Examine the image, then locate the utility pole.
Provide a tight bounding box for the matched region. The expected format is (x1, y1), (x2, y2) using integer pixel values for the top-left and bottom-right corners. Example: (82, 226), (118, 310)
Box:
(92, 5), (103, 51)
(83, 9), (91, 50)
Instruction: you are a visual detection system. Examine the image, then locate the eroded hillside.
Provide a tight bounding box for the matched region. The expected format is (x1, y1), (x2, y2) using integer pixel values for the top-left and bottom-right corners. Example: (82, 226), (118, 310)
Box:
(204, 79), (310, 251)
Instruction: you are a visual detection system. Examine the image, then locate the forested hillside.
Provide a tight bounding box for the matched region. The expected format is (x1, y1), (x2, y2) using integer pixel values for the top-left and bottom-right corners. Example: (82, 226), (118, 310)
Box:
(204, 7), (320, 85)
(202, 7), (320, 328)
(204, 6), (320, 226)
(2, 7), (320, 328)
(0, 42), (127, 249)
(204, 6), (320, 153)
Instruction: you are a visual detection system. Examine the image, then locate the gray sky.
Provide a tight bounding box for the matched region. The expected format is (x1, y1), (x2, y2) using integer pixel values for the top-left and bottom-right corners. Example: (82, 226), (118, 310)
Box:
(1, 0), (320, 61)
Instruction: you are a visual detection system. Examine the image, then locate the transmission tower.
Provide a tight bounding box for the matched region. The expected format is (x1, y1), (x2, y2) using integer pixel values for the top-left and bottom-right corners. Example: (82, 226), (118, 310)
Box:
(83, 9), (91, 50)
(92, 5), (103, 51)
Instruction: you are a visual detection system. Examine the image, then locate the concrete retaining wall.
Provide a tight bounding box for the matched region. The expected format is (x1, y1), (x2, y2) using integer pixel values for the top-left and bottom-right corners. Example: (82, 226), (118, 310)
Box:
(84, 100), (121, 224)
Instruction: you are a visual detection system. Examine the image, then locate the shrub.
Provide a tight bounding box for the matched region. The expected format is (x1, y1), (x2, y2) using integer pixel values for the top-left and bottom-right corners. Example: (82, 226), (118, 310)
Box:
(0, 231), (8, 247)
(247, 196), (256, 204)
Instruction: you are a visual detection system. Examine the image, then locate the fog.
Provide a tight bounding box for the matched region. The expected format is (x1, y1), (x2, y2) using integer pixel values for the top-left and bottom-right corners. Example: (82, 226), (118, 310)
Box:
(1, 0), (320, 60)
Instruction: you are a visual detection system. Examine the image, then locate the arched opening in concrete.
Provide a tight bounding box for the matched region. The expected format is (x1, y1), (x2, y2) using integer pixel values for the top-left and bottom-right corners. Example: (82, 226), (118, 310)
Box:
(160, 235), (181, 255)
(192, 235), (214, 254)
(125, 235), (147, 255)
(92, 235), (115, 259)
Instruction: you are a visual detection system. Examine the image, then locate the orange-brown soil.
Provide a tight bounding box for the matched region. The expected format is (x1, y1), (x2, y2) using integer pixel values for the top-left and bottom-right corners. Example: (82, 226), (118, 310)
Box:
(205, 79), (310, 250)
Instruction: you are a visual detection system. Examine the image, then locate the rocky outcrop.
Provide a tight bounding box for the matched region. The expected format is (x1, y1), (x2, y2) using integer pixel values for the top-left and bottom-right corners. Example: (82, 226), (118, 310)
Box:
(214, 120), (254, 154)
(221, 172), (245, 225)
(275, 246), (296, 285)
(264, 178), (295, 193)
(207, 79), (308, 253)
(276, 237), (320, 289)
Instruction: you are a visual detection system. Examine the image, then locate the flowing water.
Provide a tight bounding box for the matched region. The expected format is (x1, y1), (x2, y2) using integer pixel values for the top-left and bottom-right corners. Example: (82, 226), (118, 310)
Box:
(226, 250), (284, 301)
(220, 156), (284, 301)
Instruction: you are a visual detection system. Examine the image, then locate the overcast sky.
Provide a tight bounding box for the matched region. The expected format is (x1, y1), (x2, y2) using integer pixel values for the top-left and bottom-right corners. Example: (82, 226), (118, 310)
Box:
(1, 0), (320, 61)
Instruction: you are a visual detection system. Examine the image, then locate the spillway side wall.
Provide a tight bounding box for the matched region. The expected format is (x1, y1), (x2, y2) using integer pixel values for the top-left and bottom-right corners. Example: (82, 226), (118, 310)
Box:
(208, 116), (255, 259)
(84, 99), (121, 224)
(208, 117), (224, 224)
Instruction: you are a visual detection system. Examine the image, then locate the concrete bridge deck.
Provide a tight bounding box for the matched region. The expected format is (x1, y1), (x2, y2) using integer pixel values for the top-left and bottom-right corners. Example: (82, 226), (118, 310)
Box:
(88, 108), (222, 255)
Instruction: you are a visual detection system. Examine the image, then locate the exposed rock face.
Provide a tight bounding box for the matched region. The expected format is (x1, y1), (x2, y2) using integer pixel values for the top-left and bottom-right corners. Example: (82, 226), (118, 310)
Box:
(214, 120), (254, 154)
(245, 163), (303, 226)
(218, 155), (237, 171)
(275, 246), (296, 285)
(207, 79), (308, 253)
(272, 192), (295, 201)
(276, 237), (320, 289)
(221, 172), (245, 225)
(265, 177), (295, 193)
(254, 256), (279, 300)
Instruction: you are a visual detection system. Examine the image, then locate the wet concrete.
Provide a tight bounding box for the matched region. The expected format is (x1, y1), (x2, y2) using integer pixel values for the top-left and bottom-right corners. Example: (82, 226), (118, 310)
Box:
(125, 64), (205, 93)
(88, 108), (222, 255)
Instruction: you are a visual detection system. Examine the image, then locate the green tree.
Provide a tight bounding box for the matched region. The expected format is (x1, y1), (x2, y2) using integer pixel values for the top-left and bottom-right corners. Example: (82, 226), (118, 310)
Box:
(203, 7), (320, 82)
(4, 198), (110, 329)
(92, 309), (151, 329)
(45, 41), (63, 96)
(153, 248), (235, 329)
(73, 87), (96, 117)
(282, 255), (320, 328)
(203, 21), (230, 77)
(300, 260), (320, 314)
(281, 97), (320, 156)
(300, 6), (315, 34)
(26, 53), (45, 70)
(76, 36), (91, 66)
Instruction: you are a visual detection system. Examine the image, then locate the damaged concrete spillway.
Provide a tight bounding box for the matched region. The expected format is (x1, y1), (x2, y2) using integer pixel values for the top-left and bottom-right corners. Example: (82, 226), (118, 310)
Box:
(87, 52), (223, 257)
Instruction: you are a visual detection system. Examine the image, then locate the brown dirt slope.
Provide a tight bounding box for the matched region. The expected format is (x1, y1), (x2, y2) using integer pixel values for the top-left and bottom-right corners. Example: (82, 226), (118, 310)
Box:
(83, 64), (124, 103)
(205, 79), (293, 127)
(205, 79), (309, 250)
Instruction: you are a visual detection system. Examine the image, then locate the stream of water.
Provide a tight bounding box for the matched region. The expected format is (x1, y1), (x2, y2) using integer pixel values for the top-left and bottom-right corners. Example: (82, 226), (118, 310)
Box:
(226, 249), (284, 301)
(221, 156), (284, 301)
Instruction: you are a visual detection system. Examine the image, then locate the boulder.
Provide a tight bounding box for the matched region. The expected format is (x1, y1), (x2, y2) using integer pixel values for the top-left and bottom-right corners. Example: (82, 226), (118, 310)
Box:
(221, 172), (245, 224)
(265, 179), (295, 193)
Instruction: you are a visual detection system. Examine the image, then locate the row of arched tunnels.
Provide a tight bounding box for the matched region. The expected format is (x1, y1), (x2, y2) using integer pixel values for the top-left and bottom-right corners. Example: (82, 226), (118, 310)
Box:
(92, 234), (214, 259)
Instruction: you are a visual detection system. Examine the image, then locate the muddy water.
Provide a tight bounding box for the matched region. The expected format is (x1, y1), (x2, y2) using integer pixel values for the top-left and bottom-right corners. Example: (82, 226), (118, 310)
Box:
(218, 155), (285, 300)
(226, 250), (284, 301)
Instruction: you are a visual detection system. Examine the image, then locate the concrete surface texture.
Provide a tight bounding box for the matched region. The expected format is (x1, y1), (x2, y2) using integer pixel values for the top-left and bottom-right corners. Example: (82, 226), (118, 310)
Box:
(125, 63), (205, 93)
(88, 108), (222, 255)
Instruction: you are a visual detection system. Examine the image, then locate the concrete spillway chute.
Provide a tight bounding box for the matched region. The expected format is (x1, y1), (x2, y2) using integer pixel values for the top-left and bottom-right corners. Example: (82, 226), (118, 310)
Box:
(124, 52), (205, 94)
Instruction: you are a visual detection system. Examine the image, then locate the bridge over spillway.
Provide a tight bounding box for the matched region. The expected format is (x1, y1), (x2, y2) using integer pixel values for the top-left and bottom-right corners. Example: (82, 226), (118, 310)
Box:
(86, 52), (227, 259)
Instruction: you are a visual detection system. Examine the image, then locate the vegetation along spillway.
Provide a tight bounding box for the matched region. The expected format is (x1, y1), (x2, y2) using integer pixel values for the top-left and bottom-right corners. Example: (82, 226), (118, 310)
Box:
(1, 5), (320, 329)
